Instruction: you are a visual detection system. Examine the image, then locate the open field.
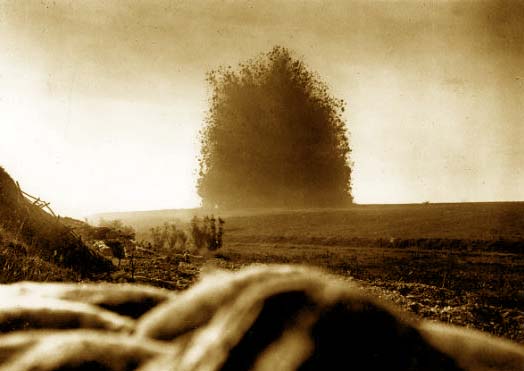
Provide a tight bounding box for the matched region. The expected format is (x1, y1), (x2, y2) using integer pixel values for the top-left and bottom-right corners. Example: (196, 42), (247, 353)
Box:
(95, 202), (524, 248)
(215, 203), (524, 342)
(221, 202), (524, 243)
(102, 202), (524, 343)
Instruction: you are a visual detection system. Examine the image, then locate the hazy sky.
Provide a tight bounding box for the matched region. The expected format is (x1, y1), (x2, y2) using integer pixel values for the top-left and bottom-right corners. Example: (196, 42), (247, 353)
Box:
(1, 0), (523, 218)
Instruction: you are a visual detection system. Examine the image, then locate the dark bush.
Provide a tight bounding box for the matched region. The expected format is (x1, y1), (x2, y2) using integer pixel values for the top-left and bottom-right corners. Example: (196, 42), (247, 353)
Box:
(190, 215), (225, 251)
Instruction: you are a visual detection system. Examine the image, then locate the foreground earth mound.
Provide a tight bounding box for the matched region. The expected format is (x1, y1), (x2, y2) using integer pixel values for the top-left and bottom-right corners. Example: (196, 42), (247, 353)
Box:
(0, 265), (523, 371)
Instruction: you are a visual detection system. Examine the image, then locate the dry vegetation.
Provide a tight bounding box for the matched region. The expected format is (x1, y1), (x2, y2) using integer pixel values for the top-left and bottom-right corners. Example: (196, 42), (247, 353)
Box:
(0, 227), (81, 283)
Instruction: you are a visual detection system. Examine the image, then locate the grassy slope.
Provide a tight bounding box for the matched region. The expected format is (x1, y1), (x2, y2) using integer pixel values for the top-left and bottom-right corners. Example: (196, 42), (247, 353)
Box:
(0, 226), (81, 282)
(0, 166), (113, 278)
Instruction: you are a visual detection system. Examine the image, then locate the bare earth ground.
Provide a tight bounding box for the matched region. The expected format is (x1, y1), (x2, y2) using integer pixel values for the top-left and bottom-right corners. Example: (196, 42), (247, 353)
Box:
(105, 203), (524, 344)
(115, 242), (524, 345)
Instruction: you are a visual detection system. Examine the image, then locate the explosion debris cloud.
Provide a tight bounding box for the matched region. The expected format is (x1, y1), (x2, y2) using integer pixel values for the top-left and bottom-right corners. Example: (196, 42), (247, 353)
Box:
(0, 0), (523, 217)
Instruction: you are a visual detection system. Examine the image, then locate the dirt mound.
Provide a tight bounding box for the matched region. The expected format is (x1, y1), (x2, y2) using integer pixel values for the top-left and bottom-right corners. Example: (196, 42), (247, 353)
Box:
(0, 166), (112, 277)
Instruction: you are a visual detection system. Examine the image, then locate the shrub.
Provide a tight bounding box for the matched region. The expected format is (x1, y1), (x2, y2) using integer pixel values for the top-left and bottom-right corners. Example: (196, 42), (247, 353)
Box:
(190, 215), (225, 251)
(149, 222), (188, 252)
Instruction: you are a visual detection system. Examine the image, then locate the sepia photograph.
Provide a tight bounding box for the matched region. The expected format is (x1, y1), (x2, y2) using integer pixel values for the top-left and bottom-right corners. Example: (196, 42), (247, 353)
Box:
(0, 0), (523, 369)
